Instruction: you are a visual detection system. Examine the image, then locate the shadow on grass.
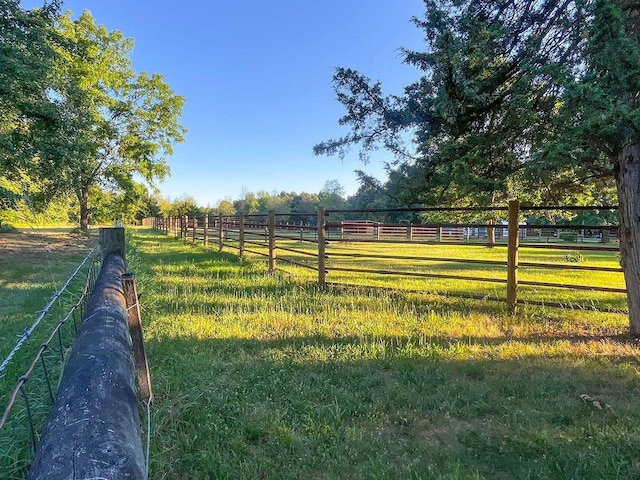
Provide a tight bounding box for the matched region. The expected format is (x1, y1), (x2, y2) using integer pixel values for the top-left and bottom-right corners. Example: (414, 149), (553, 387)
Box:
(133, 229), (640, 479)
(145, 332), (640, 480)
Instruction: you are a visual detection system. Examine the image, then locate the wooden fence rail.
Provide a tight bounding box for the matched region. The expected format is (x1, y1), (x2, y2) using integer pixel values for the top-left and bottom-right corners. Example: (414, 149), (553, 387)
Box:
(149, 202), (624, 313)
(29, 228), (150, 480)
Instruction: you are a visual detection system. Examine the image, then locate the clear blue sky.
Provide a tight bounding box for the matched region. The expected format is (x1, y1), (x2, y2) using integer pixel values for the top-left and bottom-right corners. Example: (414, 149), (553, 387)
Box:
(23, 0), (425, 206)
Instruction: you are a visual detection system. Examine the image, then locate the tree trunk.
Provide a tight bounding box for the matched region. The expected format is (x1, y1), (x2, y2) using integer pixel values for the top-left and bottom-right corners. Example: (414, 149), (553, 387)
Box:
(78, 187), (89, 231)
(487, 220), (496, 247)
(615, 143), (640, 335)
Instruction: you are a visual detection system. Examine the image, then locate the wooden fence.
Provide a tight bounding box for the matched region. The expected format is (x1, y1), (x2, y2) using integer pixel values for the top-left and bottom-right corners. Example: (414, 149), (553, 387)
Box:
(150, 201), (625, 313)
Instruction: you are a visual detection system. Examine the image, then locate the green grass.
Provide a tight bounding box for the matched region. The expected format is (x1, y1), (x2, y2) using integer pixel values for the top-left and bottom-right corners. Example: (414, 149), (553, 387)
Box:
(128, 228), (639, 480)
(0, 228), (97, 478)
(230, 231), (626, 312)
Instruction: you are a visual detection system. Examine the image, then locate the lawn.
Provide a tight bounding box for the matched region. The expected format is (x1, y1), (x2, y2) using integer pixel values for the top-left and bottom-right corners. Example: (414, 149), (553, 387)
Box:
(127, 228), (639, 479)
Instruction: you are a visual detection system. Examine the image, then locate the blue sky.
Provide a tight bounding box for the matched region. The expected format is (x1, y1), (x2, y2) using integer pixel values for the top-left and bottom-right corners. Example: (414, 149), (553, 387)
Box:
(23, 0), (425, 206)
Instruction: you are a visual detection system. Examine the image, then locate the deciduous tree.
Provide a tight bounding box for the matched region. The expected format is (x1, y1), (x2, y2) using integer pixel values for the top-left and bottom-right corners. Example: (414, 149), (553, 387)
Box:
(50, 11), (185, 229)
(0, 0), (62, 195)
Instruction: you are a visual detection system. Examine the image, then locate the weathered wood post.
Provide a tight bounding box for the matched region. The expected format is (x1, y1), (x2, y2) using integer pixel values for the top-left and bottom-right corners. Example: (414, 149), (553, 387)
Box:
(318, 207), (326, 286)
(268, 210), (276, 272)
(407, 224), (413, 242)
(239, 213), (245, 258)
(29, 228), (145, 480)
(192, 216), (197, 243)
(203, 214), (209, 247)
(507, 200), (520, 313)
(218, 212), (224, 251)
(100, 226), (126, 264)
(122, 274), (153, 404)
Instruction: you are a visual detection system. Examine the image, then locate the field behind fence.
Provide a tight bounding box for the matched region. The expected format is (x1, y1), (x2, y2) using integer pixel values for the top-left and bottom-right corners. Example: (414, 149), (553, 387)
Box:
(126, 227), (638, 479)
(149, 202), (626, 315)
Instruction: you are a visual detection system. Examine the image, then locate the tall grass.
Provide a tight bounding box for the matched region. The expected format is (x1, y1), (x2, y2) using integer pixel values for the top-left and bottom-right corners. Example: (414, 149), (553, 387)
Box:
(130, 228), (639, 480)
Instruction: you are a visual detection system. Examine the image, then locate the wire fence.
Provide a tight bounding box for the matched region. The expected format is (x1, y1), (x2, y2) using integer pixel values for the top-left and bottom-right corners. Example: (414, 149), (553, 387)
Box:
(0, 245), (101, 477)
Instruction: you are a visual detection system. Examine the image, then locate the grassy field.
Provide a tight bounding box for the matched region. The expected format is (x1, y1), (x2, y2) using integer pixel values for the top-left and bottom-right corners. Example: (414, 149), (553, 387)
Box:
(1, 227), (638, 479)
(0, 228), (96, 477)
(227, 230), (627, 313)
(126, 228), (639, 479)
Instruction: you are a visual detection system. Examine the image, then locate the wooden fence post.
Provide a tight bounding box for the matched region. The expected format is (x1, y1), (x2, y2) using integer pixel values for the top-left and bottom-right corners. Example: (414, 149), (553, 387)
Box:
(318, 207), (326, 286)
(268, 210), (276, 272)
(192, 216), (197, 243)
(507, 200), (520, 313)
(218, 212), (224, 251)
(100, 227), (125, 265)
(239, 213), (245, 258)
(203, 214), (209, 247)
(122, 274), (153, 404)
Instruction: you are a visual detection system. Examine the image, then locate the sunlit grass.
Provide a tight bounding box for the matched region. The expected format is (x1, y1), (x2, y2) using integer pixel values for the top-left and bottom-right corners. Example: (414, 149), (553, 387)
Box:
(128, 228), (640, 480)
(262, 237), (627, 312)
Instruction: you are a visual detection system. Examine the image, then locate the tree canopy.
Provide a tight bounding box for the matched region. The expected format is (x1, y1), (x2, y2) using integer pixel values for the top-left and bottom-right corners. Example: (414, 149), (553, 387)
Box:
(0, 0), (62, 185)
(0, 6), (185, 229)
(49, 11), (186, 229)
(316, 0), (640, 332)
(316, 0), (639, 207)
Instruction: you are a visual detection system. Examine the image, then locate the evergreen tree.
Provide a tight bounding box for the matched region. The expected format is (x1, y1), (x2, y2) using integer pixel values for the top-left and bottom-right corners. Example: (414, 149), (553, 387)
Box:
(316, 0), (640, 332)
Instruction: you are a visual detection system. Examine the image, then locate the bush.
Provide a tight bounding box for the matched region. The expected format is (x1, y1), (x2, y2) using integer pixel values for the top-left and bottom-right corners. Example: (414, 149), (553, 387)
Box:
(559, 231), (578, 242)
(0, 221), (17, 233)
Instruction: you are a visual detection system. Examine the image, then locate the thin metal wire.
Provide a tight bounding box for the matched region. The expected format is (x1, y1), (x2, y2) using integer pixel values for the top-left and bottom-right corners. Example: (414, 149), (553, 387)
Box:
(39, 351), (54, 404)
(143, 399), (152, 479)
(20, 385), (36, 454)
(0, 255), (98, 431)
(56, 329), (64, 362)
(0, 243), (99, 377)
